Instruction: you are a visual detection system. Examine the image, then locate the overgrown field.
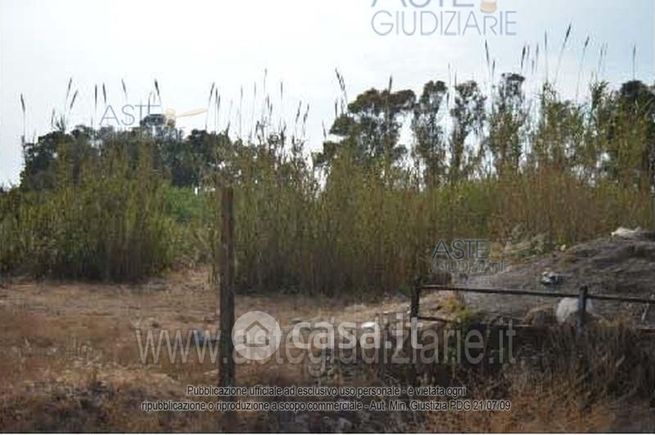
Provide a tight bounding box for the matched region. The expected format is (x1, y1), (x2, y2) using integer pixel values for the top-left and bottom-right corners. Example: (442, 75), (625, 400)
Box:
(1, 73), (654, 293)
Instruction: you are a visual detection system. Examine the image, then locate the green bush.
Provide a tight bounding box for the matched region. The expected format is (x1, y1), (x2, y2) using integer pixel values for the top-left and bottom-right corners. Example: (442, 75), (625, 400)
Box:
(3, 74), (654, 292)
(0, 144), (179, 281)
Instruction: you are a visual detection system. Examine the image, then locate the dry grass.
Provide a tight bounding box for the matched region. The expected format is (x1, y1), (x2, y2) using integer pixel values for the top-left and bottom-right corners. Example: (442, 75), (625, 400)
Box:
(0, 268), (414, 431)
(1, 272), (654, 431)
(5, 70), (654, 294)
(426, 378), (616, 433)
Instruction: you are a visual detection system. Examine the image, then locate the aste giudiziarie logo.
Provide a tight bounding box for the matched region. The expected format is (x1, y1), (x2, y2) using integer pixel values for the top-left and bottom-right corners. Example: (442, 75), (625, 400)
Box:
(371, 0), (518, 37)
(431, 239), (507, 275)
(98, 104), (206, 128)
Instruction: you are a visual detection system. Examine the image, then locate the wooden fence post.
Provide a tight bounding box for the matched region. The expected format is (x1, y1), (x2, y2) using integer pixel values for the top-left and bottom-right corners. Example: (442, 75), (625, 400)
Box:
(409, 276), (422, 386)
(218, 187), (235, 389)
(378, 316), (387, 380)
(411, 276), (422, 320)
(577, 285), (589, 334)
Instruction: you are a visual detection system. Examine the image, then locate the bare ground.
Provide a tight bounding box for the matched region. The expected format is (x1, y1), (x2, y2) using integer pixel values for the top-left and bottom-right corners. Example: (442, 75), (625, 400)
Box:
(0, 268), (451, 432)
(1, 233), (655, 431)
(462, 231), (655, 323)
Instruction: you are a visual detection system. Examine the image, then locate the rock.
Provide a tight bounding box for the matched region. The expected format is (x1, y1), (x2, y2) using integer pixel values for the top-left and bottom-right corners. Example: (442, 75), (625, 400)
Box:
(611, 227), (643, 239)
(556, 298), (597, 325)
(540, 270), (564, 287)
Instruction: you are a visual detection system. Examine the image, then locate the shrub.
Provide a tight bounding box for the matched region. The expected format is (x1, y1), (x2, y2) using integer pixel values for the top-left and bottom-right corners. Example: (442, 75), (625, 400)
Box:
(0, 143), (179, 281)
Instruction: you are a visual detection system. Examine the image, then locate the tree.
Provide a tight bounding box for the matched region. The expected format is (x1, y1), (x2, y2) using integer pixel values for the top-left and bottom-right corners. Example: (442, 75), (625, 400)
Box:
(600, 80), (655, 186)
(529, 83), (583, 172)
(165, 129), (230, 188)
(487, 73), (527, 177)
(316, 87), (416, 169)
(449, 80), (486, 183)
(21, 132), (63, 191)
(412, 80), (448, 186)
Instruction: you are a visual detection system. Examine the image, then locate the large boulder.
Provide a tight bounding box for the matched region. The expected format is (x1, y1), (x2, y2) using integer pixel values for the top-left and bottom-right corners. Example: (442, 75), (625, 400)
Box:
(556, 298), (599, 325)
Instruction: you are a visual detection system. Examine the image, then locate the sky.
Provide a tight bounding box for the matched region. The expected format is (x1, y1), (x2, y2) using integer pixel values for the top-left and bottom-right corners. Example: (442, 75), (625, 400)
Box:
(1, 0), (654, 185)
